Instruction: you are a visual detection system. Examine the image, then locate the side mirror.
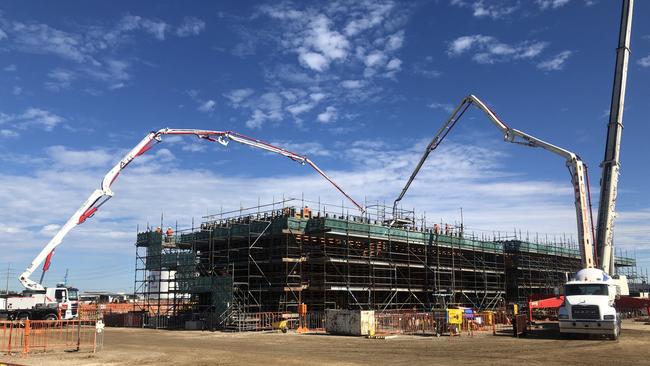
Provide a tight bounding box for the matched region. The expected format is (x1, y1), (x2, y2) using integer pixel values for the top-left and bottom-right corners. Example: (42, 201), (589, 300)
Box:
(554, 287), (560, 298)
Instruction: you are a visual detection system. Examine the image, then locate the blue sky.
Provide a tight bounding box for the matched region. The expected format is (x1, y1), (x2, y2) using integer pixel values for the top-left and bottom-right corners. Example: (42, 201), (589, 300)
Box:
(1, 0), (649, 292)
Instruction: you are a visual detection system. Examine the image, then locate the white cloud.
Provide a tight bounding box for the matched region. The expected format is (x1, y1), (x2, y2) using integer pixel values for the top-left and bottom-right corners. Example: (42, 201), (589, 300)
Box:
(0, 129), (19, 138)
(224, 88), (330, 128)
(537, 50), (573, 71)
(638, 55), (650, 68)
(287, 102), (316, 116)
(453, 0), (572, 17)
(176, 17), (206, 37)
(40, 224), (61, 235)
(46, 146), (114, 168)
(116, 15), (168, 40)
(341, 80), (364, 89)
(271, 141), (331, 157)
(386, 58), (402, 71)
(0, 14), (203, 92)
(245, 92), (284, 128)
(449, 35), (493, 55)
(310, 92), (326, 102)
(0, 28), (7, 40)
(0, 108), (65, 134)
(536, 0), (571, 10)
(229, 2), (408, 128)
(260, 1), (405, 78)
(386, 31), (404, 51)
(344, 2), (395, 36)
(224, 88), (255, 105)
(181, 143), (207, 153)
(448, 34), (549, 65)
(11, 21), (89, 63)
(4, 64), (16, 72)
(451, 1), (518, 20)
(198, 100), (216, 113)
(429, 102), (454, 113)
(298, 52), (330, 72)
(12, 86), (22, 96)
(20, 108), (65, 131)
(81, 59), (130, 89)
(296, 15), (350, 72)
(45, 68), (76, 91)
(364, 51), (386, 68)
(317, 106), (337, 123)
(412, 63), (441, 79)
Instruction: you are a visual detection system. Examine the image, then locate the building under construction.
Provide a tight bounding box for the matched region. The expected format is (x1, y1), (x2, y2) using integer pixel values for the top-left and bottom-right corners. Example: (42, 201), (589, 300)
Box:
(133, 198), (640, 330)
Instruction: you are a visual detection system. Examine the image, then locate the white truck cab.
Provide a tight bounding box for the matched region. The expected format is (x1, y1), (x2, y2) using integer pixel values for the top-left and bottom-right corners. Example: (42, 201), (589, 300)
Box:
(0, 284), (79, 320)
(558, 268), (621, 340)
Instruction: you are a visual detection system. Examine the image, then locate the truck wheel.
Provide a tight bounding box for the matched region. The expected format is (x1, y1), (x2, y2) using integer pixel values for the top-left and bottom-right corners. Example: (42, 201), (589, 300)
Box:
(609, 324), (619, 341)
(43, 313), (58, 321)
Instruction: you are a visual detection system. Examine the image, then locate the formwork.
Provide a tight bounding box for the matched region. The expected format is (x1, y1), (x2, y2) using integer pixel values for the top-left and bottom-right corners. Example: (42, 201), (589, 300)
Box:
(132, 198), (638, 330)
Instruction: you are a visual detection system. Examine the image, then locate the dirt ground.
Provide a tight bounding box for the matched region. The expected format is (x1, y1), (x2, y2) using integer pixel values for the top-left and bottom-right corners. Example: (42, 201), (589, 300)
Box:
(2, 321), (649, 366)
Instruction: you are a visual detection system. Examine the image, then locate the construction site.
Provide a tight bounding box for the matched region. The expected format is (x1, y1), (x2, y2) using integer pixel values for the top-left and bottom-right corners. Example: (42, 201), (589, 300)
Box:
(2, 0), (650, 365)
(132, 198), (642, 331)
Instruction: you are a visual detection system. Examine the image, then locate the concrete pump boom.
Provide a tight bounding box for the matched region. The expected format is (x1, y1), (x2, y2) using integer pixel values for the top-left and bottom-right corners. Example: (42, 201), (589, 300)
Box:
(596, 0), (633, 275)
(393, 95), (596, 269)
(20, 128), (364, 291)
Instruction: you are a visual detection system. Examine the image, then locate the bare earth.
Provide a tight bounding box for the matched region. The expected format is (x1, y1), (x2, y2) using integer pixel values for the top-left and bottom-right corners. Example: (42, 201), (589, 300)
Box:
(2, 321), (649, 366)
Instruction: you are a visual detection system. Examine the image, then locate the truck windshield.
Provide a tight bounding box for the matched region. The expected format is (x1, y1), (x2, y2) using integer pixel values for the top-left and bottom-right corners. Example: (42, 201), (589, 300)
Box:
(565, 284), (608, 296)
(67, 289), (79, 301)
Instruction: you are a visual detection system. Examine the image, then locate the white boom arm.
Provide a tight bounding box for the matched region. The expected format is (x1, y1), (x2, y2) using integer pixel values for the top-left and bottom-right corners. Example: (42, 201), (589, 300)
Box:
(596, 0), (633, 275)
(20, 128), (364, 291)
(393, 95), (596, 269)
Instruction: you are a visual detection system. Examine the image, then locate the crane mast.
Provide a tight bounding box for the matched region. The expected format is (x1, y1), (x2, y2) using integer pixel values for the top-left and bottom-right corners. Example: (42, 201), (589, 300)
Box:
(393, 95), (595, 268)
(20, 128), (364, 291)
(596, 0), (633, 275)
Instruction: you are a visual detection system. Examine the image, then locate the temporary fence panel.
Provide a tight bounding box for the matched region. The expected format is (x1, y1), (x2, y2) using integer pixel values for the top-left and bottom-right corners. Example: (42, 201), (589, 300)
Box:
(0, 320), (102, 355)
(375, 311), (443, 336)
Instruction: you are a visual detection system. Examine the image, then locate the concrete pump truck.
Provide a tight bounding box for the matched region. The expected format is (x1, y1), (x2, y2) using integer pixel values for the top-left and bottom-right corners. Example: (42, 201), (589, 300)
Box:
(5, 128), (363, 321)
(392, 0), (634, 340)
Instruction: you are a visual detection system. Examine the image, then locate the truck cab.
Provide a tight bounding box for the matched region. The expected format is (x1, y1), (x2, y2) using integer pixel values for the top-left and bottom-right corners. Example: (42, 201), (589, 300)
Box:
(558, 268), (621, 340)
(0, 284), (79, 320)
(50, 285), (79, 320)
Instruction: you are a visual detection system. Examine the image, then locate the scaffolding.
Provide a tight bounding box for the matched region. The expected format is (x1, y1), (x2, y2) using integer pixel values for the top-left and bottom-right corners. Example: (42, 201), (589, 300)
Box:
(132, 198), (639, 330)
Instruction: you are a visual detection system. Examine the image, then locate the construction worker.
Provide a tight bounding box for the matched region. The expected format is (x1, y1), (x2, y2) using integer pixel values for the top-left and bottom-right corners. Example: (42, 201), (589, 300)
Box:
(155, 227), (162, 234)
(166, 227), (174, 237)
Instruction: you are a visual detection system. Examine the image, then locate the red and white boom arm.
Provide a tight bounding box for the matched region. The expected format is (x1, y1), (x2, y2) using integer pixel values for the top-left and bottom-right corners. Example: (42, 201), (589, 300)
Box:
(20, 128), (364, 291)
(393, 95), (595, 269)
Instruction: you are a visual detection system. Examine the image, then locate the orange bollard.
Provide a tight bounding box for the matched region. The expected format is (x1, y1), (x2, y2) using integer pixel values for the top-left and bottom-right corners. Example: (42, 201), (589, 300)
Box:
(23, 319), (30, 354)
(297, 303), (308, 333)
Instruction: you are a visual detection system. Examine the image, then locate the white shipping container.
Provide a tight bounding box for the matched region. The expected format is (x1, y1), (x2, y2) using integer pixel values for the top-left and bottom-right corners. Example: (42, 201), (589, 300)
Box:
(325, 309), (375, 336)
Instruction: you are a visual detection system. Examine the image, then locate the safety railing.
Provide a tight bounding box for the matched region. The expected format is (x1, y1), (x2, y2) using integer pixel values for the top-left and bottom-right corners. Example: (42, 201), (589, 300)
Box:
(0, 319), (103, 355)
(374, 310), (512, 337)
(375, 311), (443, 336)
(303, 311), (326, 332)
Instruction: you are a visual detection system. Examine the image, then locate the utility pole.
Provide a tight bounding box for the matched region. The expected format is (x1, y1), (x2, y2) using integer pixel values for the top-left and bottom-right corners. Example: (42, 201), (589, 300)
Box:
(64, 269), (69, 286)
(4, 263), (16, 296)
(596, 0), (634, 275)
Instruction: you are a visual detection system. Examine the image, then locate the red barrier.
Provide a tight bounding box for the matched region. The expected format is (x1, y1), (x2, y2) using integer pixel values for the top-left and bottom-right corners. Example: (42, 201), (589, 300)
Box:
(528, 295), (564, 322)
